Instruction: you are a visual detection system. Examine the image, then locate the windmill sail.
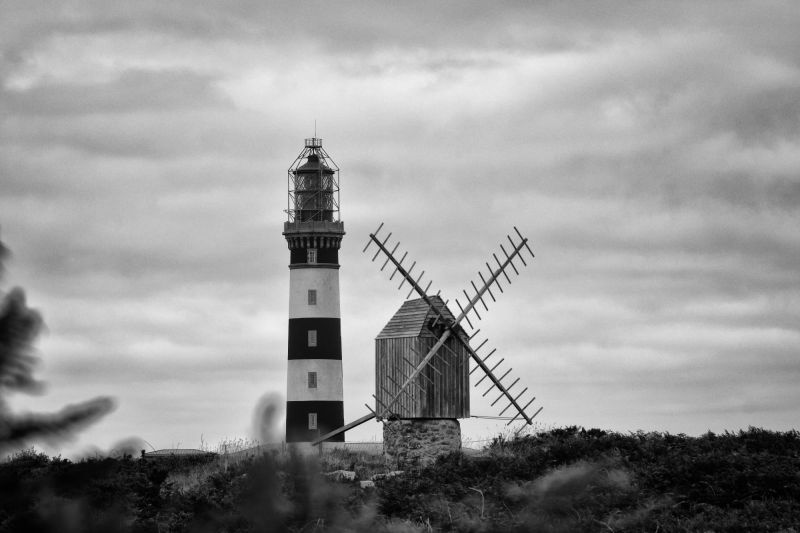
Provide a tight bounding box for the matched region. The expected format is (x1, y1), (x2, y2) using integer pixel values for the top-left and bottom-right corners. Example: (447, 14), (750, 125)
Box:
(364, 224), (541, 427)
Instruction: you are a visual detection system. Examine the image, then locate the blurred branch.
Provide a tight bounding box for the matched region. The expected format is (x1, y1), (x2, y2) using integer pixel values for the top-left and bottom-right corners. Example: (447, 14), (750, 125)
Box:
(0, 235), (116, 452)
(1, 397), (116, 450)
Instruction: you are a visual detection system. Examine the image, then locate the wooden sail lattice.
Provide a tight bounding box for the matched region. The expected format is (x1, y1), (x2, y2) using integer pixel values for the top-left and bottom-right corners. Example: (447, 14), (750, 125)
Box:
(363, 223), (542, 427)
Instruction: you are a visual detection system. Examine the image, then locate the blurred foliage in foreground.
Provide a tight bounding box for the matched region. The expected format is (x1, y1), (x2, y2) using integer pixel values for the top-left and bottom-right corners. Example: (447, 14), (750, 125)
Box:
(0, 236), (115, 455)
(1, 426), (799, 532)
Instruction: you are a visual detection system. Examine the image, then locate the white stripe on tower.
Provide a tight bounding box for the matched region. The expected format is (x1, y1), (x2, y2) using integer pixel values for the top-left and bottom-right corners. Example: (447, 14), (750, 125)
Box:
(287, 360), (343, 401)
(289, 268), (340, 319)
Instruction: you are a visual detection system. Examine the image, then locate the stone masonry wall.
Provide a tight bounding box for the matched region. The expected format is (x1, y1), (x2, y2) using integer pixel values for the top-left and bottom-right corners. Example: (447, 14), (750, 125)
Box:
(383, 418), (461, 468)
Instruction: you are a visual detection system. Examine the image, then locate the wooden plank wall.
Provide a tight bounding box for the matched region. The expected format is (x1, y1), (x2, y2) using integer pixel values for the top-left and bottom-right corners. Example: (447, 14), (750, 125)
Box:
(375, 335), (470, 418)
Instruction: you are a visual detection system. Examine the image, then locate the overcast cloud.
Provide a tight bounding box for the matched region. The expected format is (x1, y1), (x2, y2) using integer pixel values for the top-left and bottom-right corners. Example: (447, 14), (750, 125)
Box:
(1, 1), (798, 455)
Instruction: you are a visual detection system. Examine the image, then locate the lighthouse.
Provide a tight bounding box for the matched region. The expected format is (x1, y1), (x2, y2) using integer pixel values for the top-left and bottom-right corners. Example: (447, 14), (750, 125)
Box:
(283, 138), (345, 443)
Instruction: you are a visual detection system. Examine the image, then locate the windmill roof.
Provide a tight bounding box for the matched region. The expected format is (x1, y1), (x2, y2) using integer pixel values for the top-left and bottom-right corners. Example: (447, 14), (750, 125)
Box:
(376, 296), (467, 340)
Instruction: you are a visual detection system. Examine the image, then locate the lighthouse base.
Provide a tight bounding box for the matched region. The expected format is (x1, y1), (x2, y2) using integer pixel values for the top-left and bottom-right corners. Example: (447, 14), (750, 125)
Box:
(383, 418), (461, 468)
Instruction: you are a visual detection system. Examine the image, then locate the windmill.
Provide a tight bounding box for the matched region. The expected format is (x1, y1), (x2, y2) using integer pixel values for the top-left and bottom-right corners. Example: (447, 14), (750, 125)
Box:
(312, 223), (541, 463)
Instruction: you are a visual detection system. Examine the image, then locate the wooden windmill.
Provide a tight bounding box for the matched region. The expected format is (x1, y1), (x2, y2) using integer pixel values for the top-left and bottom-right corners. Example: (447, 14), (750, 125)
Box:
(312, 223), (541, 461)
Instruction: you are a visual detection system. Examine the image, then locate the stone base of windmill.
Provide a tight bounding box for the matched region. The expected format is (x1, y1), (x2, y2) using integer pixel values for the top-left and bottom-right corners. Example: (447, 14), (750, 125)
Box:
(383, 418), (461, 468)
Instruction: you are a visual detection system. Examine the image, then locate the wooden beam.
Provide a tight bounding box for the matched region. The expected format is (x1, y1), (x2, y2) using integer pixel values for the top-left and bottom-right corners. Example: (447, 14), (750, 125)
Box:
(311, 413), (376, 446)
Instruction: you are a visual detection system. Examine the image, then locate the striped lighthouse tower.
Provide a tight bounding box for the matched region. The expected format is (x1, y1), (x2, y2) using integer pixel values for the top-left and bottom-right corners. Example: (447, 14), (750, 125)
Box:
(283, 138), (345, 443)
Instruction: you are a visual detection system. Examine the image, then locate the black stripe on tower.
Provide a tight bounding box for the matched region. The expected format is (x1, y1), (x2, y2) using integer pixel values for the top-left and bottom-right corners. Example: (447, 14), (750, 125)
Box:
(286, 401), (345, 442)
(288, 318), (342, 360)
(290, 248), (339, 265)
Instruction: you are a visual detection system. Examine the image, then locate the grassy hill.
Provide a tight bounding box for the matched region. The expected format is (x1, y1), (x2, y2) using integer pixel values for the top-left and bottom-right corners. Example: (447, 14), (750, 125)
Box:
(1, 426), (798, 532)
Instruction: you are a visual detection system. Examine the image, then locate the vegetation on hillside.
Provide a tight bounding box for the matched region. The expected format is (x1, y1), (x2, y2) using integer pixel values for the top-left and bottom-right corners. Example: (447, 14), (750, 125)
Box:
(1, 426), (798, 532)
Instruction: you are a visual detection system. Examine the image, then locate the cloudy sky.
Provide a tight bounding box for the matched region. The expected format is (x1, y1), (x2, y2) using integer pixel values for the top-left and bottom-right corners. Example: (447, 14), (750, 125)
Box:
(2, 1), (798, 455)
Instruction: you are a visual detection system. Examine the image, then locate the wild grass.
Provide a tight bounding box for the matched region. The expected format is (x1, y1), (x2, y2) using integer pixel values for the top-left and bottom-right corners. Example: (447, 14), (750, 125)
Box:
(2, 427), (799, 532)
(164, 438), (386, 495)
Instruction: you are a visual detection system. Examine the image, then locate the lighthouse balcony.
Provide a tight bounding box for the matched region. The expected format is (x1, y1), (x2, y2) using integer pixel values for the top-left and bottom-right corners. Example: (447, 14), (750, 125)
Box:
(283, 220), (344, 236)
